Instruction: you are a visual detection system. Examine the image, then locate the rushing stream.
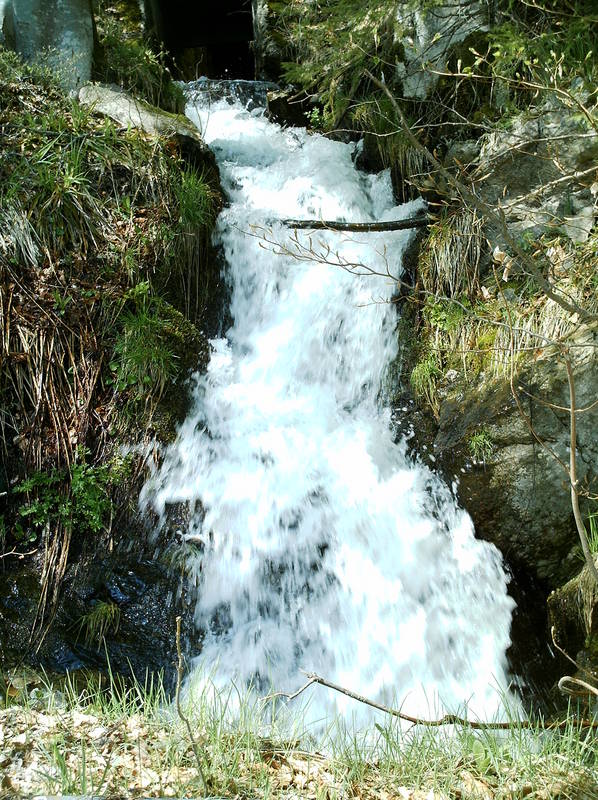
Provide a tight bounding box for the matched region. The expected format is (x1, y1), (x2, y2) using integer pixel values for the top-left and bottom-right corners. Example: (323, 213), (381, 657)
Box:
(141, 80), (516, 726)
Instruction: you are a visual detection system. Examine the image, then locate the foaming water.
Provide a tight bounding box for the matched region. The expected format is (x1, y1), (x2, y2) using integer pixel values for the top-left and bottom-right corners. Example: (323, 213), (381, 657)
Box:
(141, 80), (515, 727)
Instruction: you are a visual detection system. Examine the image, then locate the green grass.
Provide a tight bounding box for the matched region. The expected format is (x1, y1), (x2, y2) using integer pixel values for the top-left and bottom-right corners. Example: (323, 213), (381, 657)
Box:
(77, 601), (122, 650)
(1, 668), (597, 798)
(0, 43), (217, 624)
(110, 300), (177, 402)
(468, 428), (495, 464)
(93, 0), (185, 113)
(410, 354), (442, 416)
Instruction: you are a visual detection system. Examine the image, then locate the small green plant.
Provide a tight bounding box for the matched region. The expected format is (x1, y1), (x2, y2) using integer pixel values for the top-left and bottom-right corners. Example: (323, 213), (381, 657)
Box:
(174, 170), (215, 233)
(410, 353), (442, 415)
(13, 451), (111, 542)
(77, 601), (121, 650)
(468, 428), (495, 464)
(110, 300), (176, 402)
(94, 5), (185, 113)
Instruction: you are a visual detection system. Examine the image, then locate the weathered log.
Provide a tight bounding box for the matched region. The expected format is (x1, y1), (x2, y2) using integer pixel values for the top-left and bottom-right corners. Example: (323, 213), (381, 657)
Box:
(281, 216), (429, 232)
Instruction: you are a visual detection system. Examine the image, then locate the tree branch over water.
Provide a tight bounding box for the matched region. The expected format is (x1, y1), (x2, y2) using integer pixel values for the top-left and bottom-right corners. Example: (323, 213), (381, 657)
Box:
(282, 217), (429, 232)
(263, 671), (598, 730)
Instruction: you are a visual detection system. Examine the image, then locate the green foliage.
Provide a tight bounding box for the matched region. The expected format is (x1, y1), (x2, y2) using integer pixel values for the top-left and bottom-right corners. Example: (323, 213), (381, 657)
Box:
(275, 0), (401, 128)
(110, 299), (176, 403)
(13, 452), (111, 541)
(423, 296), (468, 334)
(487, 0), (598, 93)
(174, 169), (215, 233)
(77, 601), (121, 649)
(410, 353), (441, 416)
(93, 1), (184, 113)
(468, 428), (495, 464)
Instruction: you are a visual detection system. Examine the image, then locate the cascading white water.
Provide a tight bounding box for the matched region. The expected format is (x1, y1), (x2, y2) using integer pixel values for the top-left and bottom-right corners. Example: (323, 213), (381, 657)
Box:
(141, 80), (515, 725)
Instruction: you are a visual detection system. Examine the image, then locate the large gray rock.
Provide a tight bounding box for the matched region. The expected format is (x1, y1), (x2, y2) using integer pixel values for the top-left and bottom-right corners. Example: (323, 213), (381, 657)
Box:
(473, 102), (598, 243)
(0, 0), (7, 44)
(394, 1), (491, 99)
(2, 0), (94, 93)
(78, 83), (220, 188)
(433, 325), (598, 587)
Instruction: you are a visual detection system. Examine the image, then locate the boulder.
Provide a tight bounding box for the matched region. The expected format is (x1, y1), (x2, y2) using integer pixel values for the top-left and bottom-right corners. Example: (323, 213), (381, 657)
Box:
(393, 1), (491, 100)
(475, 102), (598, 243)
(78, 83), (220, 189)
(433, 324), (598, 587)
(548, 558), (598, 682)
(2, 0), (94, 92)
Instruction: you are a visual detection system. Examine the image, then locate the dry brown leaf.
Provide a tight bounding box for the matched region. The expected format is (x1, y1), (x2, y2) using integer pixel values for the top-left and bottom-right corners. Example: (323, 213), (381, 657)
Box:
(459, 770), (494, 800)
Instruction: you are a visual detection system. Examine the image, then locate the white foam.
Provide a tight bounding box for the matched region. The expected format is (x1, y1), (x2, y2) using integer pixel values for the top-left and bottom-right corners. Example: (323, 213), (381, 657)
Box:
(141, 83), (515, 728)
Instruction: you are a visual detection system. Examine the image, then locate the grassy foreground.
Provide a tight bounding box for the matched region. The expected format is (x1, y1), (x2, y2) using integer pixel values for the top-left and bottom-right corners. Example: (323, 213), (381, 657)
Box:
(1, 670), (597, 798)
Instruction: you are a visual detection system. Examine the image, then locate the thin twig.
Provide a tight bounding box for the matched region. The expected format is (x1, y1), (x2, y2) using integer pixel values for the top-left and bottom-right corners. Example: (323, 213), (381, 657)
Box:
(550, 626), (598, 684)
(266, 671), (598, 730)
(261, 675), (318, 703)
(558, 676), (598, 698)
(176, 616), (209, 793)
(563, 355), (598, 586)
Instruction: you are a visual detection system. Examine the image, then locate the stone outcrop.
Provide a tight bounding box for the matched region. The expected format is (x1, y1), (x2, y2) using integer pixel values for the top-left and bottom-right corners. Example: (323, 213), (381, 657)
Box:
(78, 83), (220, 189)
(548, 556), (598, 681)
(393, 0), (491, 100)
(431, 325), (598, 587)
(445, 100), (598, 246)
(2, 0), (94, 92)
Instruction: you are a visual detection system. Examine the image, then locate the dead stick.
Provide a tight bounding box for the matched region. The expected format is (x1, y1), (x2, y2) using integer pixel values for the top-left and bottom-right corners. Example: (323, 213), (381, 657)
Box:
(564, 354), (598, 586)
(559, 676), (598, 698)
(176, 616), (209, 793)
(282, 217), (429, 232)
(263, 671), (598, 730)
(261, 675), (318, 703)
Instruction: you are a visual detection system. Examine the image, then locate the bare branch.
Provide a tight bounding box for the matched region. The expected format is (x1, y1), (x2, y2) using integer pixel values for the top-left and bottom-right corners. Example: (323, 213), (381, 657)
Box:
(282, 217), (429, 232)
(264, 670), (598, 730)
(558, 676), (598, 699)
(563, 355), (598, 586)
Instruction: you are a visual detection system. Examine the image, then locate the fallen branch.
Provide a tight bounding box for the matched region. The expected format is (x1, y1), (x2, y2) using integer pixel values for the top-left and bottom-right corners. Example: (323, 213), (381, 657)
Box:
(281, 217), (429, 232)
(175, 616), (210, 793)
(263, 670), (598, 730)
(558, 676), (598, 698)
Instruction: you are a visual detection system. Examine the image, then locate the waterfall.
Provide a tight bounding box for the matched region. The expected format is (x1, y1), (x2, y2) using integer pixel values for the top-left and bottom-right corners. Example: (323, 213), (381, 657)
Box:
(141, 80), (515, 726)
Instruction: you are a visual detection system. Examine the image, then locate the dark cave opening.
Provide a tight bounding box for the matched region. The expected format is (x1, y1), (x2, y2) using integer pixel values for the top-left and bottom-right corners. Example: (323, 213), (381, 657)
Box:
(146, 0), (255, 80)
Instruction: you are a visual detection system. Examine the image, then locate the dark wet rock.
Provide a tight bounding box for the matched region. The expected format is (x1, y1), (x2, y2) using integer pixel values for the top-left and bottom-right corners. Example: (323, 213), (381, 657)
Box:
(267, 89), (309, 128)
(0, 545), (196, 689)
